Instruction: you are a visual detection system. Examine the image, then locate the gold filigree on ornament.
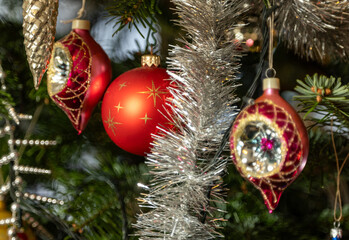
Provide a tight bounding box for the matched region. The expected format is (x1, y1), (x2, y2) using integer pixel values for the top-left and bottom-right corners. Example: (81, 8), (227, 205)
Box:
(232, 100), (303, 210)
(47, 32), (92, 129)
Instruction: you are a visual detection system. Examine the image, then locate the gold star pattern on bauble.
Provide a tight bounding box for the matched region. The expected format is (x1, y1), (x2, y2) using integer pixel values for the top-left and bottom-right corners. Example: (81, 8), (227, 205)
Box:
(104, 110), (122, 136)
(114, 102), (124, 113)
(140, 113), (152, 124)
(139, 80), (168, 107)
(119, 82), (127, 90)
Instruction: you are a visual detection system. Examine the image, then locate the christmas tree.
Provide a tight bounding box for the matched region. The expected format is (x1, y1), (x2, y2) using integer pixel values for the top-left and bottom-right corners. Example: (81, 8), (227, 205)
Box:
(0, 0), (348, 239)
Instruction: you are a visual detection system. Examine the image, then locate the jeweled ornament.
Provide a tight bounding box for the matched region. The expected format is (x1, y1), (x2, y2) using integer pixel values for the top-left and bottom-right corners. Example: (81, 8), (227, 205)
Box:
(230, 78), (309, 212)
(101, 54), (172, 156)
(47, 19), (112, 134)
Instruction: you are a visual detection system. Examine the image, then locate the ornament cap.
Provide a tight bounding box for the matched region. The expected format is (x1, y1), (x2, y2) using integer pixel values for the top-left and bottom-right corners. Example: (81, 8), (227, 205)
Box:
(72, 19), (90, 30)
(141, 54), (161, 67)
(263, 77), (280, 90)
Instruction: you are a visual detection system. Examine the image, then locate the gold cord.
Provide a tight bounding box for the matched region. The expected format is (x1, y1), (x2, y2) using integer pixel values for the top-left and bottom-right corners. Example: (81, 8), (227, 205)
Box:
(331, 119), (349, 222)
(265, 0), (276, 78)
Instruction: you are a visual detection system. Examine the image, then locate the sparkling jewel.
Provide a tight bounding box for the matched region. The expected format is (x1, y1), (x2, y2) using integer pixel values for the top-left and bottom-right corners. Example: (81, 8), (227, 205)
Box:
(235, 121), (283, 178)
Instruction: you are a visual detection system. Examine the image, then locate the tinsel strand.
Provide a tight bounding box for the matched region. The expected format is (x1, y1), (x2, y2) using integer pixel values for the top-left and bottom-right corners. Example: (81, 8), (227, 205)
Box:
(135, 0), (246, 239)
(275, 0), (349, 62)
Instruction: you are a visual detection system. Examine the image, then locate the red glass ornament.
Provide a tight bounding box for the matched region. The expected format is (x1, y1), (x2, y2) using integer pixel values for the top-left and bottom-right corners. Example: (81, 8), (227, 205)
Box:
(47, 19), (112, 134)
(101, 55), (172, 156)
(230, 78), (309, 213)
(17, 232), (28, 240)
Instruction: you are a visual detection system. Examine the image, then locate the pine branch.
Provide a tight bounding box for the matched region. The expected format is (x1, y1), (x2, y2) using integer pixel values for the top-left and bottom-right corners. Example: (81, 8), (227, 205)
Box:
(0, 90), (14, 116)
(106, 0), (161, 37)
(55, 149), (146, 240)
(63, 180), (124, 239)
(294, 74), (349, 136)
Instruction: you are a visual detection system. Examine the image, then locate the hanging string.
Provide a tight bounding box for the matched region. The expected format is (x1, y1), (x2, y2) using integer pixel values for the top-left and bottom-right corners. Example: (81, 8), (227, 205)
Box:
(61, 0), (87, 24)
(244, 3), (277, 101)
(331, 119), (349, 222)
(265, 0), (276, 78)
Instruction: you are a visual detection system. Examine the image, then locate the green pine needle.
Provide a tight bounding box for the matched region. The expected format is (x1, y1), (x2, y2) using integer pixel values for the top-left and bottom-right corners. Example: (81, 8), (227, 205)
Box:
(0, 90), (13, 116)
(294, 73), (349, 135)
(106, 0), (161, 37)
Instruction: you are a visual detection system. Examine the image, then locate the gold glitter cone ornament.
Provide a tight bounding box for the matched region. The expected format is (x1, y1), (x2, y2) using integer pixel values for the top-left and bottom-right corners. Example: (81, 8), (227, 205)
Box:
(23, 0), (59, 90)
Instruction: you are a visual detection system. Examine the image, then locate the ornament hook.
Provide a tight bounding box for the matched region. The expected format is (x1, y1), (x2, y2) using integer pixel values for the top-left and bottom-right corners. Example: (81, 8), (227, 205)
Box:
(266, 0), (276, 77)
(265, 68), (276, 78)
(334, 221), (341, 229)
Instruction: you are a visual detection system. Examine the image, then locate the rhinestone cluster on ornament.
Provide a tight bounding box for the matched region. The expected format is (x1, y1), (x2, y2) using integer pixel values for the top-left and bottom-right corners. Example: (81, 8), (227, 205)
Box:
(235, 120), (283, 178)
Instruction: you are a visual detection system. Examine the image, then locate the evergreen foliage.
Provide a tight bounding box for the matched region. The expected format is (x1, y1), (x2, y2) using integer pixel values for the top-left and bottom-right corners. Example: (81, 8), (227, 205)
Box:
(295, 74), (349, 134)
(106, 0), (161, 37)
(0, 0), (348, 239)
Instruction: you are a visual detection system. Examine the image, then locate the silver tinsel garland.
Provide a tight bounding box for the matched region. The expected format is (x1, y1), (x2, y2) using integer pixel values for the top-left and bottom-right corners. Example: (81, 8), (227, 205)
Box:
(135, 0), (246, 239)
(275, 0), (349, 62)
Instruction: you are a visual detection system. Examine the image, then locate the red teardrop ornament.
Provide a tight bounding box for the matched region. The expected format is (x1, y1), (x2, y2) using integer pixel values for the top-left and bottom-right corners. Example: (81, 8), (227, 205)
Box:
(47, 19), (112, 134)
(230, 78), (309, 213)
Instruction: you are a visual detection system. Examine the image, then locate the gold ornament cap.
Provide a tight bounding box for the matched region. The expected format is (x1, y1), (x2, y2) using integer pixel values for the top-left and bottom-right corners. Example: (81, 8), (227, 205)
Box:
(141, 54), (161, 67)
(72, 19), (90, 30)
(263, 77), (280, 90)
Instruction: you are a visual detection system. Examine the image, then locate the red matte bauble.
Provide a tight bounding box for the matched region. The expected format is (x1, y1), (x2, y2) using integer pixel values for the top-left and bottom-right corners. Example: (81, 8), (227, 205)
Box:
(230, 78), (309, 213)
(101, 65), (172, 156)
(47, 20), (112, 134)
